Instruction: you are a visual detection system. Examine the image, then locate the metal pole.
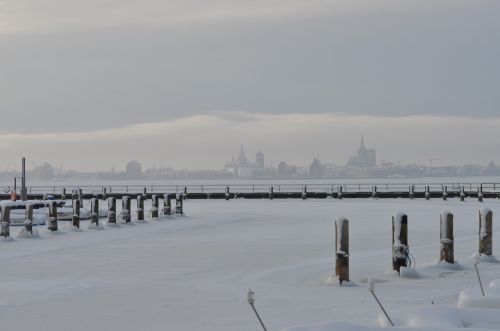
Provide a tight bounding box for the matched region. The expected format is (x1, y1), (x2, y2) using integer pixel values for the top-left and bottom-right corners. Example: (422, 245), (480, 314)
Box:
(247, 290), (268, 331)
(474, 264), (485, 297)
(368, 280), (394, 327)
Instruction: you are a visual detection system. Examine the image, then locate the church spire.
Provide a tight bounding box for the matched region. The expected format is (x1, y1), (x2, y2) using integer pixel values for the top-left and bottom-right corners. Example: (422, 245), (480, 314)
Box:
(361, 134), (365, 147)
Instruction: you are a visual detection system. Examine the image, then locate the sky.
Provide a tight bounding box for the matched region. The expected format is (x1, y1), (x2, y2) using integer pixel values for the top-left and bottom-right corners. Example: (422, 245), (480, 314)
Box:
(0, 0), (499, 171)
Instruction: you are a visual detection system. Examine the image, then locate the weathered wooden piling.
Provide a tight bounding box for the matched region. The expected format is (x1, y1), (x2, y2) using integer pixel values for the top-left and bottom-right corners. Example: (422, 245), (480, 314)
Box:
(443, 186), (448, 201)
(392, 212), (409, 273)
(409, 185), (415, 200)
(338, 186), (343, 200)
(78, 188), (84, 205)
(225, 186), (230, 201)
(1, 205), (11, 238)
(460, 186), (466, 202)
(48, 200), (58, 232)
(122, 196), (131, 223)
(372, 186), (378, 199)
(479, 208), (493, 256)
(478, 185), (484, 203)
(440, 211), (454, 264)
(72, 199), (80, 228)
(107, 197), (116, 224)
(61, 188), (66, 200)
(335, 217), (349, 284)
(151, 195), (159, 218)
(183, 187), (188, 200)
(175, 193), (183, 215)
(137, 195), (144, 221)
(163, 194), (172, 216)
(90, 198), (99, 227)
(102, 187), (107, 199)
(302, 186), (307, 200)
(25, 204), (34, 234)
(269, 187), (274, 200)
(425, 186), (430, 200)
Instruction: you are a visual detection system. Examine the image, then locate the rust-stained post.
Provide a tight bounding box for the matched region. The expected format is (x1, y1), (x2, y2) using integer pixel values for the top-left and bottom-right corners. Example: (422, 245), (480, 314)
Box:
(440, 211), (454, 264)
(392, 212), (408, 273)
(335, 217), (349, 284)
(479, 208), (493, 256)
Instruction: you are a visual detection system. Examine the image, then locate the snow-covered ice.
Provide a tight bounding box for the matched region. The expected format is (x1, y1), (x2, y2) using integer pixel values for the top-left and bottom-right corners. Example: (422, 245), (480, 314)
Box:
(0, 197), (499, 330)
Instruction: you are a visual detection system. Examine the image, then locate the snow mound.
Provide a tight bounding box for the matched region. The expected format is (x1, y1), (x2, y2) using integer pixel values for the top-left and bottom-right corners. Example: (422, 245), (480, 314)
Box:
(489, 280), (500, 288)
(88, 223), (104, 230)
(400, 267), (422, 279)
(458, 287), (500, 308)
(17, 228), (41, 238)
(281, 321), (495, 331)
(325, 275), (357, 287)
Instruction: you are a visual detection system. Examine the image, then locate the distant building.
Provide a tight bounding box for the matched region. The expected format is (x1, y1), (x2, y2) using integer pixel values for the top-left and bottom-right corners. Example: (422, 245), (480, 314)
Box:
(346, 135), (376, 168)
(126, 160), (142, 179)
(32, 163), (54, 180)
(225, 145), (266, 178)
(256, 151), (265, 168)
(309, 158), (325, 178)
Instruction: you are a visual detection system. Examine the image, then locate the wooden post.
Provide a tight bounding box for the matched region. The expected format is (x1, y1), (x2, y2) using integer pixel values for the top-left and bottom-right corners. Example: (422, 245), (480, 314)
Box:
(61, 188), (66, 200)
(78, 188), (84, 206)
(183, 187), (188, 200)
(175, 193), (183, 215)
(225, 186), (230, 201)
(122, 196), (131, 223)
(338, 186), (343, 200)
(479, 208), (493, 256)
(335, 218), (349, 284)
(302, 186), (307, 200)
(48, 201), (58, 232)
(440, 211), (454, 264)
(102, 187), (107, 199)
(443, 186), (448, 201)
(460, 186), (465, 202)
(151, 195), (159, 218)
(1, 205), (11, 238)
(73, 199), (80, 228)
(269, 187), (274, 200)
(90, 198), (99, 227)
(392, 212), (409, 273)
(478, 185), (483, 203)
(372, 186), (378, 199)
(409, 185), (415, 200)
(425, 186), (430, 200)
(25, 204), (34, 234)
(143, 187), (147, 195)
(163, 194), (172, 216)
(107, 197), (116, 224)
(137, 195), (144, 221)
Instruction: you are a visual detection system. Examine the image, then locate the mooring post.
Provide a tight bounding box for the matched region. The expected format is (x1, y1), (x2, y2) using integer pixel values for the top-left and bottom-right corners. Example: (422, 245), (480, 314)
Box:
(392, 212), (409, 273)
(183, 187), (188, 200)
(479, 208), (493, 256)
(335, 217), (349, 284)
(460, 186), (466, 202)
(175, 193), (183, 215)
(372, 186), (378, 199)
(122, 196), (131, 223)
(25, 204), (34, 234)
(440, 211), (454, 264)
(90, 198), (99, 227)
(78, 188), (84, 206)
(478, 185), (484, 203)
(269, 187), (274, 200)
(137, 195), (144, 221)
(102, 187), (107, 199)
(62, 188), (66, 200)
(1, 205), (11, 238)
(225, 186), (230, 201)
(151, 195), (159, 218)
(163, 194), (172, 216)
(409, 185), (415, 200)
(73, 199), (80, 229)
(443, 186), (448, 201)
(338, 186), (343, 200)
(425, 186), (430, 200)
(302, 186), (307, 200)
(107, 197), (116, 224)
(48, 200), (58, 232)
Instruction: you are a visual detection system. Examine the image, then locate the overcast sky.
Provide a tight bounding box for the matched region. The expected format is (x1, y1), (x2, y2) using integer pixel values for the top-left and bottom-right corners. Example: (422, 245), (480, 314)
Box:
(1, 0), (499, 171)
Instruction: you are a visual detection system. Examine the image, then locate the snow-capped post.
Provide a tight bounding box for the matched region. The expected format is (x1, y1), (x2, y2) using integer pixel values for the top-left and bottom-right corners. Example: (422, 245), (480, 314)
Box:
(90, 198), (99, 227)
(163, 194), (172, 216)
(175, 193), (183, 215)
(478, 185), (484, 202)
(442, 186), (448, 201)
(122, 196), (131, 223)
(247, 289), (268, 331)
(425, 186), (430, 200)
(479, 208), (493, 256)
(72, 199), (80, 229)
(25, 203), (34, 234)
(392, 212), (409, 274)
(107, 197), (116, 224)
(1, 205), (11, 238)
(460, 186), (466, 202)
(302, 186), (307, 200)
(440, 211), (454, 264)
(335, 217), (349, 284)
(102, 187), (107, 199)
(78, 188), (84, 206)
(137, 195), (144, 221)
(151, 195), (159, 219)
(409, 185), (415, 199)
(183, 187), (188, 200)
(225, 186), (230, 201)
(48, 200), (58, 232)
(368, 279), (394, 327)
(338, 186), (343, 200)
(143, 187), (147, 196)
(269, 187), (274, 200)
(372, 186), (378, 199)
(61, 188), (66, 200)
(473, 253), (485, 296)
